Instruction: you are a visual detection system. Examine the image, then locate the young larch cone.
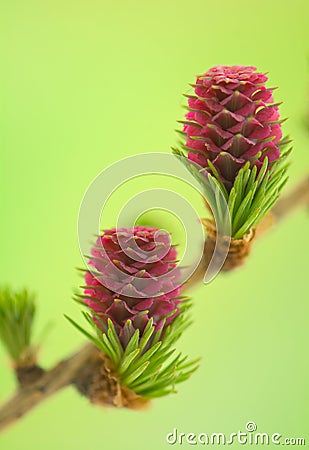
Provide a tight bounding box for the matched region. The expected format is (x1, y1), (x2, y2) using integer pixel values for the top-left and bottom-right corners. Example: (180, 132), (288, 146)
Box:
(183, 65), (283, 191)
(70, 227), (197, 406)
(83, 226), (182, 347)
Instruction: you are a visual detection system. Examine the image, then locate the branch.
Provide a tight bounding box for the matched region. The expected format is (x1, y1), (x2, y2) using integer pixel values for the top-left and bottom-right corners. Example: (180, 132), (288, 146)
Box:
(271, 175), (309, 221)
(0, 173), (308, 433)
(0, 342), (150, 433)
(0, 344), (96, 433)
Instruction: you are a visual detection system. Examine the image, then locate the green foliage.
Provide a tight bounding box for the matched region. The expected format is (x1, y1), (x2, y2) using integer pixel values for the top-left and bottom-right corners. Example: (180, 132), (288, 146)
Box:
(172, 147), (291, 239)
(66, 298), (200, 398)
(0, 287), (37, 363)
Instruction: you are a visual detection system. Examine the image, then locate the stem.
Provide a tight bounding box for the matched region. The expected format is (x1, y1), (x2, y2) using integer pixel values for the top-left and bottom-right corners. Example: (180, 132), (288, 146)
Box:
(271, 175), (309, 221)
(0, 344), (95, 433)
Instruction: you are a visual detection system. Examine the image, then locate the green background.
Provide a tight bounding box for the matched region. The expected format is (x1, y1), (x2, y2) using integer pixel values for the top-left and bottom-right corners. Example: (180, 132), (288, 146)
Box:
(1, 0), (308, 448)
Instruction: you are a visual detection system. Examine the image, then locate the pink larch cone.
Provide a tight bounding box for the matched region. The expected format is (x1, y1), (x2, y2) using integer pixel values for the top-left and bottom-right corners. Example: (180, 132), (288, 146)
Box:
(83, 226), (182, 347)
(183, 65), (283, 191)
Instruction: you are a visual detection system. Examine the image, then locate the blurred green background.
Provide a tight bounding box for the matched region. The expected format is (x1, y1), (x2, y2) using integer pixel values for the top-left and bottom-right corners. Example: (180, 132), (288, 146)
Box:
(0, 0), (308, 448)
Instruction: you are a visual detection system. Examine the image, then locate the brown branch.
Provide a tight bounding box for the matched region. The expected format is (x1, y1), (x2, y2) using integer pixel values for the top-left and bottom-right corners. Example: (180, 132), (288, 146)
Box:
(0, 174), (308, 433)
(271, 175), (309, 222)
(0, 343), (149, 434)
(0, 344), (96, 433)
